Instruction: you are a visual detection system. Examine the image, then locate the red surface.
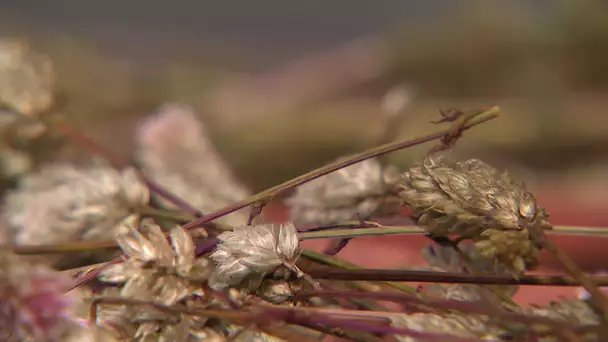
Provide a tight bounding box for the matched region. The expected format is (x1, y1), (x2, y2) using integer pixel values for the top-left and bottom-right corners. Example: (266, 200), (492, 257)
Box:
(263, 186), (608, 306)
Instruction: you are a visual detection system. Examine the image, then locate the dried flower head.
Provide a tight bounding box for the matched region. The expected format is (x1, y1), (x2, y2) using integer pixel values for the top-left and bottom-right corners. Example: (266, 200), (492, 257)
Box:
(0, 38), (61, 180)
(0, 38), (55, 116)
(226, 325), (286, 342)
(390, 312), (501, 342)
(399, 156), (549, 273)
(96, 221), (212, 339)
(526, 299), (600, 327)
(382, 84), (414, 118)
(257, 279), (301, 305)
(421, 243), (518, 307)
(99, 221), (211, 303)
(286, 158), (401, 225)
(0, 249), (76, 341)
(209, 223), (300, 290)
(135, 103), (250, 227)
(3, 162), (149, 266)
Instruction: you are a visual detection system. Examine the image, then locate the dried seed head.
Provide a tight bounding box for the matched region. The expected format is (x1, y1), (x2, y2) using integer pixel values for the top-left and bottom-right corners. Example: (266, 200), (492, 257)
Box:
(474, 229), (539, 274)
(209, 223), (300, 290)
(400, 156), (547, 234)
(227, 327), (285, 342)
(0, 38), (55, 116)
(400, 156), (547, 273)
(422, 243), (518, 306)
(287, 158), (401, 225)
(382, 84), (414, 118)
(0, 250), (77, 341)
(391, 313), (500, 341)
(99, 221), (211, 303)
(257, 279), (300, 304)
(135, 103), (250, 227)
(96, 222), (212, 340)
(0, 38), (62, 180)
(526, 299), (600, 327)
(3, 162), (149, 266)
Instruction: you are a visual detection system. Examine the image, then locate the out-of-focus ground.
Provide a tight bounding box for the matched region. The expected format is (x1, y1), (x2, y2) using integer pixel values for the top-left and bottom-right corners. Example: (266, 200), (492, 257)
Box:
(3, 1), (608, 305)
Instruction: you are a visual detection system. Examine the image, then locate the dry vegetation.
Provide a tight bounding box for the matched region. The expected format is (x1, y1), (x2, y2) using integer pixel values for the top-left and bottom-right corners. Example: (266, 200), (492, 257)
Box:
(1, 2), (608, 341)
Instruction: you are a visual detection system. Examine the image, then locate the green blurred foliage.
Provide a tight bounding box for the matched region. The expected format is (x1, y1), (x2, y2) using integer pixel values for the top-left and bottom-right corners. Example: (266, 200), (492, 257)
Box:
(387, 1), (608, 97)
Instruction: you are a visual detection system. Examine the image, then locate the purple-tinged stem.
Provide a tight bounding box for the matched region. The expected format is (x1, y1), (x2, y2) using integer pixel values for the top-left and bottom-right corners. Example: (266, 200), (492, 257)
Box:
(195, 238), (220, 256)
(55, 121), (202, 217)
(183, 107), (499, 231)
(143, 178), (202, 217)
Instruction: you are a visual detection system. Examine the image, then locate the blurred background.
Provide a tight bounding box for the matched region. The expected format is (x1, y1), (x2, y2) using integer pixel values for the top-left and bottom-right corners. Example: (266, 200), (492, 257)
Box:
(2, 0), (608, 301)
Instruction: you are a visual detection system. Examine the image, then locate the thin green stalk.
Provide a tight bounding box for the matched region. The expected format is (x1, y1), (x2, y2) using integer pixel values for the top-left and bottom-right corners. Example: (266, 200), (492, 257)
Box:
(11, 226), (420, 256)
(549, 226), (608, 236)
(299, 226), (422, 240)
(15, 223), (608, 256)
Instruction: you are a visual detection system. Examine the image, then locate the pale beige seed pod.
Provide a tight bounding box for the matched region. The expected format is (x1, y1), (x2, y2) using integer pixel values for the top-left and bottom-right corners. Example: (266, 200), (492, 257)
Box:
(421, 243), (518, 307)
(96, 222), (212, 340)
(399, 156), (548, 273)
(209, 223), (301, 290)
(0, 38), (62, 181)
(390, 313), (501, 342)
(474, 229), (539, 274)
(399, 156), (547, 234)
(0, 38), (55, 116)
(3, 161), (149, 268)
(286, 158), (401, 225)
(526, 298), (600, 327)
(257, 279), (301, 304)
(135, 103), (250, 228)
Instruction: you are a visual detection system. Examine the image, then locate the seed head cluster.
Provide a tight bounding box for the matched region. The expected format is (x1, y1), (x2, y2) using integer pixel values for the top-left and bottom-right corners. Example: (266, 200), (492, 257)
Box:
(0, 38), (61, 181)
(3, 162), (149, 267)
(287, 158), (401, 225)
(421, 243), (518, 306)
(209, 223), (301, 290)
(96, 221), (212, 340)
(0, 38), (55, 116)
(135, 103), (251, 227)
(399, 155), (550, 273)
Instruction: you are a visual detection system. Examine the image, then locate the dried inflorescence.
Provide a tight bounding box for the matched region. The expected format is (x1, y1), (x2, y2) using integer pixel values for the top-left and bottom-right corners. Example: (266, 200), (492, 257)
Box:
(209, 223), (301, 290)
(421, 243), (519, 308)
(286, 158), (401, 225)
(135, 103), (250, 227)
(3, 161), (149, 266)
(399, 155), (550, 273)
(0, 38), (62, 181)
(527, 298), (600, 327)
(390, 312), (501, 342)
(0, 249), (77, 341)
(96, 221), (212, 340)
(0, 38), (55, 116)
